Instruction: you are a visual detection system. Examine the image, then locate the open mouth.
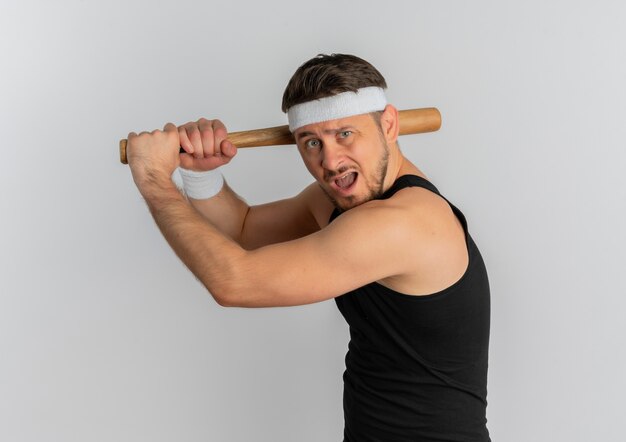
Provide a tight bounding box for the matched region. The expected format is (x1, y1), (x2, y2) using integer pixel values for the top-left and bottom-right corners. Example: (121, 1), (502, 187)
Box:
(334, 171), (357, 190)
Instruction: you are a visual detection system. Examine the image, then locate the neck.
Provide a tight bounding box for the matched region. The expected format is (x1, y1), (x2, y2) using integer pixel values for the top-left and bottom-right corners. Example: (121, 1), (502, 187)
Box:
(382, 143), (416, 192)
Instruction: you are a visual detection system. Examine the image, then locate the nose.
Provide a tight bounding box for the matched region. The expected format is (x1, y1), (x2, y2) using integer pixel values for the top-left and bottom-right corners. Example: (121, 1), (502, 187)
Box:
(321, 140), (345, 171)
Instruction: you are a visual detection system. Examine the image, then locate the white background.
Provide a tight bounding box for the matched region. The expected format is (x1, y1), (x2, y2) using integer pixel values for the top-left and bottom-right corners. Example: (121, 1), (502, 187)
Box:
(1, 1), (625, 441)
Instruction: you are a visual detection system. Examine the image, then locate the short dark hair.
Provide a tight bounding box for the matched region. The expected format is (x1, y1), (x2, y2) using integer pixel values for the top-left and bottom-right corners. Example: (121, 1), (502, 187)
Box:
(281, 53), (387, 112)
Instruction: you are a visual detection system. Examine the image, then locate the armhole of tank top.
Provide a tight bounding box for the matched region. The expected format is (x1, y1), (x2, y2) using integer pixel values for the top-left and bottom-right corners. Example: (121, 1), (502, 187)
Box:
(328, 175), (476, 298)
(375, 176), (475, 300)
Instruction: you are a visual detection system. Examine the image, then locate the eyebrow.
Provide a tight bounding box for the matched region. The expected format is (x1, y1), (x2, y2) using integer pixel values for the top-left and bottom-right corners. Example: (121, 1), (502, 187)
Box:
(295, 126), (356, 141)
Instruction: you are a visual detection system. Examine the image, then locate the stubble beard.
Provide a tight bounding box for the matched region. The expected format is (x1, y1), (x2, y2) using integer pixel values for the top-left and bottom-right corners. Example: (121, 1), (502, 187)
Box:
(322, 141), (390, 213)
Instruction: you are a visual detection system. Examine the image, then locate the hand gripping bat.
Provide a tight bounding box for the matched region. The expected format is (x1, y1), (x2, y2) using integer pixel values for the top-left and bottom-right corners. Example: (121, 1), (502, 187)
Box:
(119, 107), (441, 164)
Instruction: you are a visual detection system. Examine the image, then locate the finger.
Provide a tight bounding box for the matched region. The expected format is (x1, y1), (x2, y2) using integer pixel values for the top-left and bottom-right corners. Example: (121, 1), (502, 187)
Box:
(126, 132), (138, 160)
(163, 122), (180, 151)
(178, 125), (194, 155)
(185, 123), (206, 159)
(197, 118), (217, 158)
(211, 119), (228, 157)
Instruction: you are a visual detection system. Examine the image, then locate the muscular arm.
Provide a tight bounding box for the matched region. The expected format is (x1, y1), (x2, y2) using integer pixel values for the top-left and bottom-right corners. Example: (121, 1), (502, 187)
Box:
(187, 181), (330, 249)
(126, 119), (467, 308)
(142, 177), (425, 307)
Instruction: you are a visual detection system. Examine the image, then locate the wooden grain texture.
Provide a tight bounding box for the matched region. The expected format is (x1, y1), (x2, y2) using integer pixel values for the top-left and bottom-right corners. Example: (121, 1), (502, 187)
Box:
(119, 107), (441, 164)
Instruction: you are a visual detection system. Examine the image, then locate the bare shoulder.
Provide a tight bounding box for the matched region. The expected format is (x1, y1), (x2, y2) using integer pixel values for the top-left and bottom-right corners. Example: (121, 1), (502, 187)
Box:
(385, 185), (461, 228)
(363, 185), (470, 296)
(227, 182), (469, 306)
(340, 185), (455, 227)
(296, 182), (335, 228)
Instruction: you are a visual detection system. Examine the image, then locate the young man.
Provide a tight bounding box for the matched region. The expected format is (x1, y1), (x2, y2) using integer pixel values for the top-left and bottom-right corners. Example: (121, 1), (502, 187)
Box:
(127, 54), (491, 441)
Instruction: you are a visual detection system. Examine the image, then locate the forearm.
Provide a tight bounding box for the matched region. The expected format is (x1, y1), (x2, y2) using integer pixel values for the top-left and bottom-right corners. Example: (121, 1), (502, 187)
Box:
(143, 181), (245, 305)
(186, 181), (250, 246)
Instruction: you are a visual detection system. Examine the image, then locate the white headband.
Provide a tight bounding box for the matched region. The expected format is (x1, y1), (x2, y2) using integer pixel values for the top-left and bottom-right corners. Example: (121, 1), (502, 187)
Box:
(287, 86), (387, 132)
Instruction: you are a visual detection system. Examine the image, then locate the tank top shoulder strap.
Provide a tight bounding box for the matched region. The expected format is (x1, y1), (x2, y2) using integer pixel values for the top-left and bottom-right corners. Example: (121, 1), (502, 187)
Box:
(380, 174), (441, 200)
(329, 175), (468, 232)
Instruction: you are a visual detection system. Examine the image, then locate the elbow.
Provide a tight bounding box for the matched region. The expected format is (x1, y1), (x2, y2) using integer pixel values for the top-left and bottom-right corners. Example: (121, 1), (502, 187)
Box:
(215, 296), (234, 308)
(213, 290), (238, 307)
(203, 276), (248, 308)
(195, 249), (268, 308)
(205, 280), (237, 307)
(206, 280), (271, 308)
(194, 247), (251, 307)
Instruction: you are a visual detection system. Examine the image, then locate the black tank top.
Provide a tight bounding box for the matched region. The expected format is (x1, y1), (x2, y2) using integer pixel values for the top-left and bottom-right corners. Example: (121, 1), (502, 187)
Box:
(330, 175), (491, 442)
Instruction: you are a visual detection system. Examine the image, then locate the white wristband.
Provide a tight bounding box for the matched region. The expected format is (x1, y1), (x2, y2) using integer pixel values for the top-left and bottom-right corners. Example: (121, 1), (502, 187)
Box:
(178, 168), (224, 199)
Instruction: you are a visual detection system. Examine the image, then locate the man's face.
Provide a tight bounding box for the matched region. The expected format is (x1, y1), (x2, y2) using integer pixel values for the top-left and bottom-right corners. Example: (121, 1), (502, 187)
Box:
(294, 113), (390, 212)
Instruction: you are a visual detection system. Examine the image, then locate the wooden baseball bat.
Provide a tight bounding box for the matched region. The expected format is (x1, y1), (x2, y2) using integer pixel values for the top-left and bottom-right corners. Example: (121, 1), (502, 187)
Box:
(119, 107), (441, 164)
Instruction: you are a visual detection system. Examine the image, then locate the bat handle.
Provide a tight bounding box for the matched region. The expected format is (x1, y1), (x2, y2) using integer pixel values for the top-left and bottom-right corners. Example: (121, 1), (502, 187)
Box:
(119, 107), (441, 164)
(119, 124), (295, 165)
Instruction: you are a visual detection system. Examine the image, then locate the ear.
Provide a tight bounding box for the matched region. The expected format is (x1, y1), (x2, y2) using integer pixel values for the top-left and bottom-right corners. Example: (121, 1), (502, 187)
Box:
(380, 104), (400, 144)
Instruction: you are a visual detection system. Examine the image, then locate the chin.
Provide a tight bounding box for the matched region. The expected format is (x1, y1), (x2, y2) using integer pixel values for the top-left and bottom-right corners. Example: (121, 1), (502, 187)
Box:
(333, 192), (376, 213)
(320, 180), (383, 213)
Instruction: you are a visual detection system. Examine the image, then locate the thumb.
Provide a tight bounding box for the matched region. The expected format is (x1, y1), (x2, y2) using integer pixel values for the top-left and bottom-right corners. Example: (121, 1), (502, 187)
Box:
(220, 139), (237, 159)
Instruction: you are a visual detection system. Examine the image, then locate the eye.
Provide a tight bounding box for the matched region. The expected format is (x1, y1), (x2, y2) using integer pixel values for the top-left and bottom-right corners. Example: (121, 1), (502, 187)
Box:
(305, 139), (321, 149)
(338, 130), (352, 138)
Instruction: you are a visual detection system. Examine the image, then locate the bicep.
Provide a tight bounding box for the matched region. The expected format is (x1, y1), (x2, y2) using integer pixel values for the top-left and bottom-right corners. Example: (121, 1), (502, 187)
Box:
(229, 205), (415, 307)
